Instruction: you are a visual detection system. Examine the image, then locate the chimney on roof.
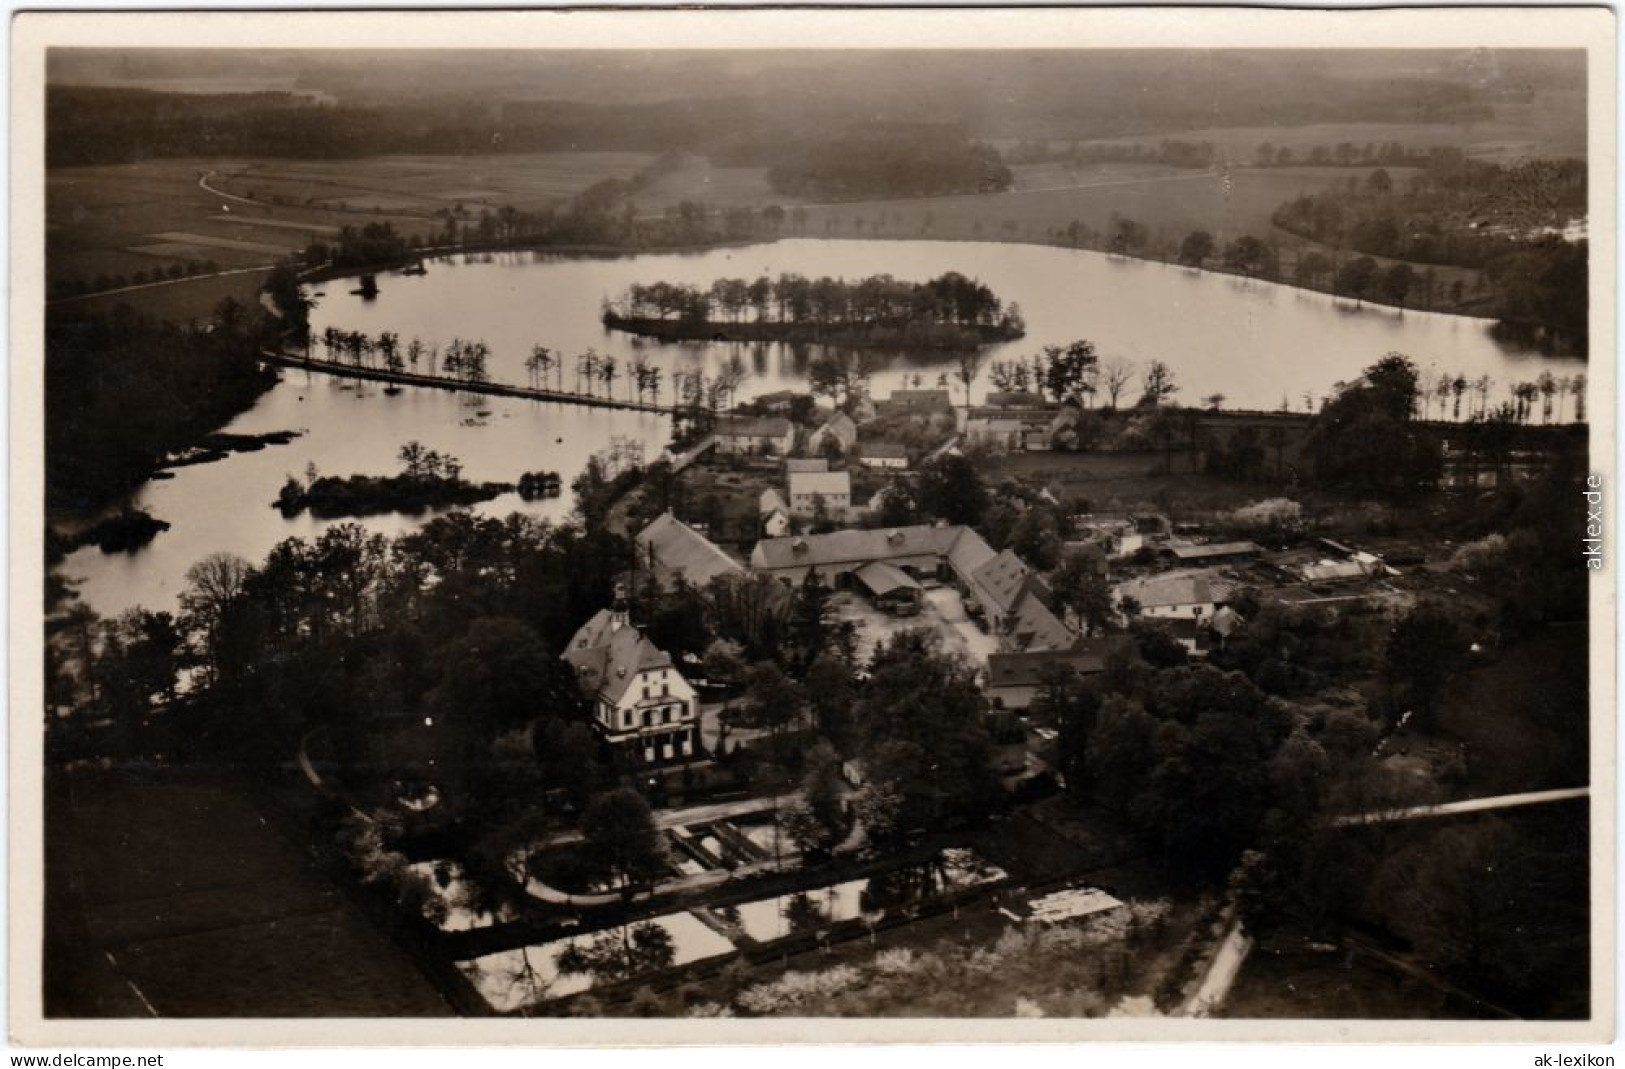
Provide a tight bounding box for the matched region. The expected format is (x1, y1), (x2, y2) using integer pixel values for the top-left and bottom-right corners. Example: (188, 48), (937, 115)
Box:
(792, 537), (808, 554)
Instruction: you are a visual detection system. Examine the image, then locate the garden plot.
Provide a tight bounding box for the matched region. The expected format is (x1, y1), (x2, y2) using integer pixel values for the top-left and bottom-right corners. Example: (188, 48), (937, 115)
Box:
(457, 910), (735, 1011)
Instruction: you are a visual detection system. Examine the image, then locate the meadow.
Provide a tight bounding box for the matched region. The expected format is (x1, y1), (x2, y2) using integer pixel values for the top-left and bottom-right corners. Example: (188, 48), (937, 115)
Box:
(47, 769), (455, 1017)
(49, 103), (1580, 325)
(1051, 98), (1589, 164)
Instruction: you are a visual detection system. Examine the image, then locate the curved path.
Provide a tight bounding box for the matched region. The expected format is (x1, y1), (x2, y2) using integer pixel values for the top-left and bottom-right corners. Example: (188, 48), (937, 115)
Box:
(198, 168), (263, 208)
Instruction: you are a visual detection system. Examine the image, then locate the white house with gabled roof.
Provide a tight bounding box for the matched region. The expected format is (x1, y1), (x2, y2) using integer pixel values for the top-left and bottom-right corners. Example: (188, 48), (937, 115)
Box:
(563, 602), (700, 764)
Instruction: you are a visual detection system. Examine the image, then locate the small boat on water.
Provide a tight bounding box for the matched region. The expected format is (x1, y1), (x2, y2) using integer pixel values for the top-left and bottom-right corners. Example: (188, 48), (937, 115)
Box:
(352, 274), (380, 298)
(401, 262), (428, 276)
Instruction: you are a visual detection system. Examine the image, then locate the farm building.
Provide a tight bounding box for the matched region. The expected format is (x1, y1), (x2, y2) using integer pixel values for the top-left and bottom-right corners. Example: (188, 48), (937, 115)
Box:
(751, 524), (1072, 652)
(1165, 541), (1262, 567)
(751, 524), (973, 587)
(853, 560), (923, 615)
(635, 512), (744, 590)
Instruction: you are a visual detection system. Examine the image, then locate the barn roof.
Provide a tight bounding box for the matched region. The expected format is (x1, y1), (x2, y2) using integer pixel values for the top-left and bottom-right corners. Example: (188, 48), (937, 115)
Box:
(636, 512), (743, 588)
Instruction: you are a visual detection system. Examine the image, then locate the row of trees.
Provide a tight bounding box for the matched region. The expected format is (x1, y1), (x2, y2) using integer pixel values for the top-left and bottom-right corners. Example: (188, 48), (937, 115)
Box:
(317, 328), (491, 386)
(50, 257), (223, 301)
(1248, 140), (1449, 169)
(310, 329), (762, 414)
(1176, 227), (1427, 309)
(1415, 368), (1587, 425)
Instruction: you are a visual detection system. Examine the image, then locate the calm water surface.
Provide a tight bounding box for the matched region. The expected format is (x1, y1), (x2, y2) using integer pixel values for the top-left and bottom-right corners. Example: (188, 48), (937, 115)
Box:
(62, 239), (1578, 616)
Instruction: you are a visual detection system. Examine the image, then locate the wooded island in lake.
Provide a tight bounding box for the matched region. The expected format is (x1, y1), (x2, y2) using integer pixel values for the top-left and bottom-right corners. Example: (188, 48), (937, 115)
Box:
(603, 271), (1026, 350)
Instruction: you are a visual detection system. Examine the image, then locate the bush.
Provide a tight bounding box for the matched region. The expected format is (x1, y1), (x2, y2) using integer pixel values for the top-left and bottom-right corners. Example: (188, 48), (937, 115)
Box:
(1229, 497), (1302, 530)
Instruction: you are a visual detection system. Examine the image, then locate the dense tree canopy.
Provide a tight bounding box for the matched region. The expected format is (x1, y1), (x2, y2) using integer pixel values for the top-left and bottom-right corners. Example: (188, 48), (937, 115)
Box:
(1306, 353), (1442, 495)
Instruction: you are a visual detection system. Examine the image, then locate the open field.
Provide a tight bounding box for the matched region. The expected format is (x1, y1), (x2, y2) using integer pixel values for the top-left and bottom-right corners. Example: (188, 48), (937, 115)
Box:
(631, 159), (1364, 247)
(49, 101), (1578, 324)
(63, 268), (273, 323)
(1056, 99), (1588, 164)
(47, 152), (653, 300)
(46, 768), (454, 1017)
(49, 158), (377, 294)
(212, 152), (656, 215)
(789, 165), (1411, 250)
(638, 158), (790, 208)
(980, 448), (1278, 515)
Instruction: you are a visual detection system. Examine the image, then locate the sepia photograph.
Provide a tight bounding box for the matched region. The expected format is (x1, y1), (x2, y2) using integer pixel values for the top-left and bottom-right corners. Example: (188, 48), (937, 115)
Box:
(11, 7), (1615, 1048)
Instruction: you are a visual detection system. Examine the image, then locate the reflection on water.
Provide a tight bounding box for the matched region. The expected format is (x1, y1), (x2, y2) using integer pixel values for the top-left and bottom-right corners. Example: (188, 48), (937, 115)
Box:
(310, 239), (1570, 413)
(60, 374), (670, 615)
(63, 238), (1576, 618)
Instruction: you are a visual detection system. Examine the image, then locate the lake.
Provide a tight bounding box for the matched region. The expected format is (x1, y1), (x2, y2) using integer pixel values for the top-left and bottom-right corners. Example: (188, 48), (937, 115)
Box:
(59, 238), (1579, 616)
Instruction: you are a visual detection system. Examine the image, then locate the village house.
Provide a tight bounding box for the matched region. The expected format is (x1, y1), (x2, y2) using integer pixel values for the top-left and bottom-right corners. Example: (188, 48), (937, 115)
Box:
(563, 600), (700, 765)
(759, 488), (792, 537)
(961, 400), (1064, 452)
(1116, 573), (1235, 621)
(984, 636), (1139, 711)
(856, 441), (910, 470)
(878, 388), (954, 421)
(962, 416), (1026, 452)
(635, 512), (744, 590)
(712, 415), (795, 456)
(788, 469), (852, 516)
(784, 456), (830, 474)
(753, 389), (800, 414)
(807, 411), (858, 455)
